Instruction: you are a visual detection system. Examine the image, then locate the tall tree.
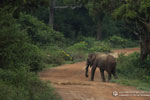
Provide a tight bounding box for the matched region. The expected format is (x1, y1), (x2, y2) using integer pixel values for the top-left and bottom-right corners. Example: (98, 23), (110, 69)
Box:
(113, 0), (150, 60)
(48, 0), (82, 29)
(85, 0), (117, 40)
(49, 0), (55, 28)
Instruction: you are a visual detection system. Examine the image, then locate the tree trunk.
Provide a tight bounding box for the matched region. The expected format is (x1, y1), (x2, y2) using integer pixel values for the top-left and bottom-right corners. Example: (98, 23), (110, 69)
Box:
(139, 22), (150, 60)
(140, 34), (148, 60)
(97, 17), (102, 40)
(49, 0), (55, 28)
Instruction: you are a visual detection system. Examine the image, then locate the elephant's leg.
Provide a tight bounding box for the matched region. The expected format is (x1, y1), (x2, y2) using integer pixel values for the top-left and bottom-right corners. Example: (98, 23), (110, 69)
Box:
(100, 68), (106, 82)
(90, 65), (96, 81)
(112, 69), (118, 79)
(108, 73), (112, 82)
(106, 69), (112, 82)
(85, 64), (89, 77)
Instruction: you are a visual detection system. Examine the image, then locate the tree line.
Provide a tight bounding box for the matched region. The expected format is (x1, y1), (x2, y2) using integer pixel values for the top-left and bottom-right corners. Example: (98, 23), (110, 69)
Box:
(0, 0), (150, 63)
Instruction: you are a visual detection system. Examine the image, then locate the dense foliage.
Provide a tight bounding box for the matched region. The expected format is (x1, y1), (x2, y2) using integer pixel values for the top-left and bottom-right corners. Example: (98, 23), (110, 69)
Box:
(113, 0), (150, 60)
(54, 8), (96, 39)
(18, 13), (64, 46)
(109, 35), (138, 48)
(117, 53), (150, 80)
(0, 68), (61, 100)
(0, 8), (43, 72)
(112, 53), (150, 91)
(0, 7), (62, 100)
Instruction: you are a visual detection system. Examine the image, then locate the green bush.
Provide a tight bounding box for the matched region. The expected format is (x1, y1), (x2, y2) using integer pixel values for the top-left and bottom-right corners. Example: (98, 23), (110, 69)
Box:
(68, 51), (86, 62)
(62, 40), (112, 62)
(43, 46), (73, 66)
(88, 41), (111, 53)
(1, 42), (44, 71)
(82, 37), (96, 48)
(0, 8), (62, 100)
(117, 52), (150, 83)
(67, 41), (88, 51)
(0, 82), (25, 100)
(43, 46), (63, 65)
(0, 9), (44, 72)
(0, 68), (61, 100)
(43, 42), (87, 66)
(65, 41), (88, 61)
(46, 51), (65, 66)
(43, 38), (112, 66)
(113, 52), (150, 91)
(18, 13), (65, 46)
(109, 35), (138, 48)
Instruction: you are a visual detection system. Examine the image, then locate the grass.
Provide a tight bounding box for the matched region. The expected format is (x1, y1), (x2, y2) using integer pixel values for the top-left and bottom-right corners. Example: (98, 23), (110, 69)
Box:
(111, 78), (150, 91)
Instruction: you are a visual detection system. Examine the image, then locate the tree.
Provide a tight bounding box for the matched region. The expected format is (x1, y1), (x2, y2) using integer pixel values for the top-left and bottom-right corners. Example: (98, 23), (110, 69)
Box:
(113, 0), (150, 60)
(48, 0), (82, 28)
(85, 0), (118, 40)
(0, 0), (49, 18)
(49, 0), (55, 28)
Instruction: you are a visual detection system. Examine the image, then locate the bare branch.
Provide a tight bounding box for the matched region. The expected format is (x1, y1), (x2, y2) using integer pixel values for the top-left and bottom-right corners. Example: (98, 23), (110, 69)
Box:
(54, 6), (68, 9)
(54, 5), (82, 9)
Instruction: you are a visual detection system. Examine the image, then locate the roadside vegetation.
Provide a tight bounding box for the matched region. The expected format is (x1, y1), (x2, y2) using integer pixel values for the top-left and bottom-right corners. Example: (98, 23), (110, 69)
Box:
(0, 0), (150, 100)
(111, 53), (150, 91)
(45, 36), (138, 67)
(0, 8), (61, 100)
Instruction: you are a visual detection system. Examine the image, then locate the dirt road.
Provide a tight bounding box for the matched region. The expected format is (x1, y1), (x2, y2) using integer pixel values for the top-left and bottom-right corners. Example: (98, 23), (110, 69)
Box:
(39, 48), (150, 100)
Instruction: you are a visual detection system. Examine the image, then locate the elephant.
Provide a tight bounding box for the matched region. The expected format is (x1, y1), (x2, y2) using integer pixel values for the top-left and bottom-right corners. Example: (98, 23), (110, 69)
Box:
(85, 53), (118, 82)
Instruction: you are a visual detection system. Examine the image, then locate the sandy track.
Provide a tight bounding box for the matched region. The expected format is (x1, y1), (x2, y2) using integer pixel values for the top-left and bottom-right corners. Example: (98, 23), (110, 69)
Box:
(39, 48), (150, 100)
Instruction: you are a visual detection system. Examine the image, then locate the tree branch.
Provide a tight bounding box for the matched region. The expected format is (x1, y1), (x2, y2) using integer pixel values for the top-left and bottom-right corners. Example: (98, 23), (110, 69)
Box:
(54, 5), (81, 9)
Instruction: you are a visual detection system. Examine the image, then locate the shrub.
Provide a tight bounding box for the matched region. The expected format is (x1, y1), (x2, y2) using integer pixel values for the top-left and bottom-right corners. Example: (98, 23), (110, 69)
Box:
(0, 9), (44, 72)
(67, 41), (88, 51)
(113, 52), (150, 91)
(0, 68), (61, 100)
(117, 52), (150, 83)
(1, 42), (44, 71)
(77, 37), (96, 48)
(43, 46), (67, 66)
(109, 35), (138, 48)
(63, 40), (112, 62)
(68, 51), (86, 62)
(18, 13), (65, 46)
(65, 41), (88, 61)
(0, 7), (62, 100)
(88, 41), (111, 53)
(46, 51), (65, 65)
(0, 82), (25, 100)
(44, 42), (87, 65)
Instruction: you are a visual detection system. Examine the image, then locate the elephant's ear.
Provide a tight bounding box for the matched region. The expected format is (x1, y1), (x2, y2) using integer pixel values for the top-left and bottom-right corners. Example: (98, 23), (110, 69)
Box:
(88, 53), (96, 65)
(91, 54), (96, 63)
(87, 53), (96, 65)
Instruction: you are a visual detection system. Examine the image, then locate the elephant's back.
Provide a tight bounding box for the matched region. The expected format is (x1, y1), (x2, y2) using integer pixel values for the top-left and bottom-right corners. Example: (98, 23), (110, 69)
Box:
(96, 53), (107, 59)
(96, 54), (108, 65)
(106, 55), (116, 67)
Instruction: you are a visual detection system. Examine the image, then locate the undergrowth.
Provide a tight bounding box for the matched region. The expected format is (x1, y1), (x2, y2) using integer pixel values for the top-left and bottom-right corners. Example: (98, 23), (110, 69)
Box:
(111, 52), (150, 91)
